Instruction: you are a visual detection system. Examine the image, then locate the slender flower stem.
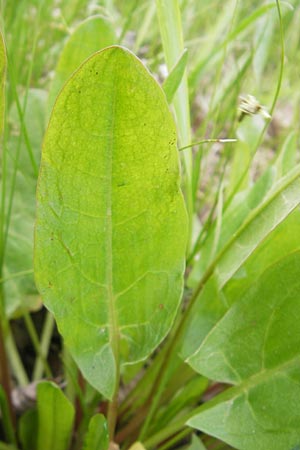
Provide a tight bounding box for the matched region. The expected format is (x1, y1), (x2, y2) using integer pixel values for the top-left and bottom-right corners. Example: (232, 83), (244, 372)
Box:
(179, 138), (237, 152)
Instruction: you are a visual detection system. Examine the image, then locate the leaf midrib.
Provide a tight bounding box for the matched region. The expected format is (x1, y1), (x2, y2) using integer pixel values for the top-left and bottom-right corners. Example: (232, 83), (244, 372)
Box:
(188, 354), (300, 418)
(216, 164), (300, 288)
(106, 70), (119, 385)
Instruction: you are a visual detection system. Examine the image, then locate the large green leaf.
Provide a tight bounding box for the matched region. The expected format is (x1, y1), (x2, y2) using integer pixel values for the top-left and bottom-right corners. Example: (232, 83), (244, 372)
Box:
(48, 16), (116, 114)
(36, 381), (74, 450)
(187, 252), (300, 450)
(34, 46), (188, 399)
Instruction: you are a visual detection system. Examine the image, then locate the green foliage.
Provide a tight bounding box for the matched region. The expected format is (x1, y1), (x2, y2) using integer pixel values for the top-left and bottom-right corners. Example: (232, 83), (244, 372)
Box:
(187, 253), (300, 449)
(34, 46), (188, 399)
(0, 31), (5, 138)
(48, 15), (116, 114)
(82, 414), (109, 450)
(3, 88), (46, 318)
(19, 409), (38, 450)
(0, 386), (15, 445)
(1, 1), (300, 450)
(36, 381), (74, 450)
(163, 49), (188, 104)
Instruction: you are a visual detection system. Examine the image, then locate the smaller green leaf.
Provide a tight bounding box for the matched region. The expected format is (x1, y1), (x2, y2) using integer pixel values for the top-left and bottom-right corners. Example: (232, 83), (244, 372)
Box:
(36, 381), (74, 450)
(19, 409), (38, 450)
(162, 49), (188, 104)
(187, 434), (207, 450)
(82, 414), (108, 450)
(48, 16), (116, 114)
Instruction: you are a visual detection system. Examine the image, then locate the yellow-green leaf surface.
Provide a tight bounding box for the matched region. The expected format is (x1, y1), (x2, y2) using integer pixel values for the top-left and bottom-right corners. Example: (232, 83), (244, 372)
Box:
(48, 16), (116, 114)
(34, 46), (188, 399)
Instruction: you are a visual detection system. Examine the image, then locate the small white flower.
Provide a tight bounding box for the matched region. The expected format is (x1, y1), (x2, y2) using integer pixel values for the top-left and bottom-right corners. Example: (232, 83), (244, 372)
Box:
(238, 94), (271, 121)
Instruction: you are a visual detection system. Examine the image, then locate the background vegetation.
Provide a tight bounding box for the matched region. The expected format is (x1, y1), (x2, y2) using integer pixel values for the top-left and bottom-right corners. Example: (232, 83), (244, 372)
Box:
(0, 0), (300, 449)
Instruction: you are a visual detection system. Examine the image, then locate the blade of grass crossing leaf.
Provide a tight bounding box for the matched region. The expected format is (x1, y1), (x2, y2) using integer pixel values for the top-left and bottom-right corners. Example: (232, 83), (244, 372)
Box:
(162, 49), (188, 104)
(37, 382), (74, 450)
(155, 0), (193, 250)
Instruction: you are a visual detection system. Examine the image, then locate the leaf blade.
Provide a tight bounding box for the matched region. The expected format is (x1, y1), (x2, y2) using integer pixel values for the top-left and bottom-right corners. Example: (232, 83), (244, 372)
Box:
(82, 414), (108, 450)
(162, 49), (188, 104)
(34, 46), (188, 399)
(36, 381), (74, 450)
(187, 252), (300, 450)
(48, 16), (116, 114)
